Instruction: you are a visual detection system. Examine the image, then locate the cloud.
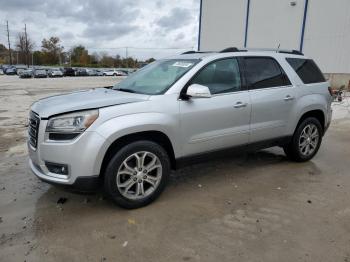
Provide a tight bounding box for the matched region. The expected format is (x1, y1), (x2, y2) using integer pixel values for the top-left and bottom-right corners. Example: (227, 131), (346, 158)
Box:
(175, 32), (186, 42)
(156, 8), (193, 30)
(82, 23), (139, 41)
(0, 0), (200, 59)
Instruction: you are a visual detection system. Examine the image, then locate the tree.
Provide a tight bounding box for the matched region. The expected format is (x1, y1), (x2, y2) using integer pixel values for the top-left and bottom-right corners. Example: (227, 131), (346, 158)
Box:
(0, 43), (8, 64)
(90, 52), (99, 65)
(115, 54), (122, 67)
(32, 51), (43, 65)
(100, 52), (114, 67)
(16, 32), (34, 66)
(41, 37), (64, 65)
(146, 58), (155, 63)
(70, 45), (89, 66)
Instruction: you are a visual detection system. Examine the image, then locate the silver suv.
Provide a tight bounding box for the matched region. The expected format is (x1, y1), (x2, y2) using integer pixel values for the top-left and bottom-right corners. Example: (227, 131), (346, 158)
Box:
(28, 48), (333, 208)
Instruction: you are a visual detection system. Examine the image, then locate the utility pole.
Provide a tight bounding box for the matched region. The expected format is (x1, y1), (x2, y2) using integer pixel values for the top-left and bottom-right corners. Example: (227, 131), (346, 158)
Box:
(24, 24), (29, 67)
(6, 21), (12, 65)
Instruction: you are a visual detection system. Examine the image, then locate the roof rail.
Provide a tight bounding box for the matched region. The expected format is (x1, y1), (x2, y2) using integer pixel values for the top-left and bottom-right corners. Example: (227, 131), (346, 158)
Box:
(182, 48), (304, 56)
(239, 48), (304, 55)
(220, 47), (239, 53)
(278, 49), (304, 55)
(218, 47), (304, 56)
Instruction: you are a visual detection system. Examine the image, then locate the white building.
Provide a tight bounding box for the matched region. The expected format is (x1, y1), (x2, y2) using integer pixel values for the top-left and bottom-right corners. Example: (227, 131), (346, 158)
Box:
(198, 0), (350, 87)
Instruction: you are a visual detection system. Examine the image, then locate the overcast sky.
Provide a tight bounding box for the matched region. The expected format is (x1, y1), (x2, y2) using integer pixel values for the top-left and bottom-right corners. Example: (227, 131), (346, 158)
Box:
(0, 0), (200, 59)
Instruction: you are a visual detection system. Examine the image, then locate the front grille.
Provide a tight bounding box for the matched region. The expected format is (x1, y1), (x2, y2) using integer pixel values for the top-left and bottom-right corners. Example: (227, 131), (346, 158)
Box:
(28, 111), (40, 149)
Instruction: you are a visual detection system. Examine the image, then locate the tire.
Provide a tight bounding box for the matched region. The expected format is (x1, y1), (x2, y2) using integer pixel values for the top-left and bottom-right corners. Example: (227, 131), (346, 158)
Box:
(283, 117), (323, 162)
(104, 140), (170, 209)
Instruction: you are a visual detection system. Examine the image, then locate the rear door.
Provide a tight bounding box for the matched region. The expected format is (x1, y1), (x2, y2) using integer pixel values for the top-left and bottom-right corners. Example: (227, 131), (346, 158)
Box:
(243, 56), (296, 142)
(179, 58), (251, 157)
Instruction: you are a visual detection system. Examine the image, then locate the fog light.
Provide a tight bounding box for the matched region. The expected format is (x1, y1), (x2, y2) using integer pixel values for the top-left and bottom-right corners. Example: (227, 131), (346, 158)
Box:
(45, 162), (69, 175)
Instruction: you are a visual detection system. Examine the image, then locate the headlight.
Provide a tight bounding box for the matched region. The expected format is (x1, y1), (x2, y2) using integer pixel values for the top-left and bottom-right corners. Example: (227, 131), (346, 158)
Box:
(46, 109), (99, 133)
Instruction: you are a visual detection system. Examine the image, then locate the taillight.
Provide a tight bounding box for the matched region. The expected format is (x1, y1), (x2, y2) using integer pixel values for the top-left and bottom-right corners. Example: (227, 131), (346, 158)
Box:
(328, 86), (334, 96)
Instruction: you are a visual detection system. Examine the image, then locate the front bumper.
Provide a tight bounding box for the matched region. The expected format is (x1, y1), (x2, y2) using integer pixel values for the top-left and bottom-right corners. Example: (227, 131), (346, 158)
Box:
(30, 160), (100, 191)
(28, 121), (110, 187)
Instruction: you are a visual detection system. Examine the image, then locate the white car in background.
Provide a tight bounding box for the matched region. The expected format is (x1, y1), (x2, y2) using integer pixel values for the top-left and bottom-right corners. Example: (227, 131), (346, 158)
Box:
(0, 69), (4, 75)
(48, 68), (63, 77)
(102, 69), (127, 76)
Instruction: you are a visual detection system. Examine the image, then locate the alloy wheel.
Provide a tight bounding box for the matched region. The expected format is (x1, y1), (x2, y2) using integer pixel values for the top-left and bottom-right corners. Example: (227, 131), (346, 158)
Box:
(116, 151), (162, 200)
(298, 124), (319, 156)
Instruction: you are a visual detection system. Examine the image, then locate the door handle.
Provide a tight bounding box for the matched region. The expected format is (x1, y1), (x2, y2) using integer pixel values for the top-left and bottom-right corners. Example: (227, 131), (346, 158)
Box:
(234, 102), (248, 108)
(284, 95), (295, 101)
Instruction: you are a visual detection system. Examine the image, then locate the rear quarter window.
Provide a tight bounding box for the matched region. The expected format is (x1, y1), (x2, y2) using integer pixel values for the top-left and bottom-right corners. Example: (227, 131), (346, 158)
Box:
(286, 58), (325, 84)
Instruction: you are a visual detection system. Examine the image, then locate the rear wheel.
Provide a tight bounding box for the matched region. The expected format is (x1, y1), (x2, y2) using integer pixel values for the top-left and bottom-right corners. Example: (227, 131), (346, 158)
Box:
(104, 140), (170, 209)
(284, 117), (322, 162)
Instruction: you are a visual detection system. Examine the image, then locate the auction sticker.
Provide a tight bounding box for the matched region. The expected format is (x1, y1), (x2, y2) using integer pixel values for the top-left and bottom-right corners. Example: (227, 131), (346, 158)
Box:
(172, 61), (193, 68)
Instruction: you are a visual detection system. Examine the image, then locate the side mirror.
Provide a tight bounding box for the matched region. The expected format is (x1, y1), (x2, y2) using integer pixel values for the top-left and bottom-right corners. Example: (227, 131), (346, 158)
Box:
(186, 84), (211, 98)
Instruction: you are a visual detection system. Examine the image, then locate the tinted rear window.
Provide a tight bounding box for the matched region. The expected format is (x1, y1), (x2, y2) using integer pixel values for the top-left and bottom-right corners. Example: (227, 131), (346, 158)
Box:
(286, 58), (325, 84)
(244, 57), (291, 89)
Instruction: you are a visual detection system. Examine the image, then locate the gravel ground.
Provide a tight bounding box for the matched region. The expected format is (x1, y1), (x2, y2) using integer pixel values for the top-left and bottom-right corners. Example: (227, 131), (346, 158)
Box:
(0, 75), (350, 262)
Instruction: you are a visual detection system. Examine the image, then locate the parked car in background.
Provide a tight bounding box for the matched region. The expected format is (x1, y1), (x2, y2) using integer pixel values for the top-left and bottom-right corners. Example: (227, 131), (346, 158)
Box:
(86, 69), (99, 76)
(96, 70), (104, 76)
(19, 69), (33, 78)
(48, 68), (63, 77)
(63, 67), (76, 77)
(5, 67), (16, 75)
(119, 70), (129, 75)
(34, 69), (48, 78)
(102, 69), (127, 76)
(16, 68), (26, 76)
(0, 69), (4, 75)
(76, 68), (88, 76)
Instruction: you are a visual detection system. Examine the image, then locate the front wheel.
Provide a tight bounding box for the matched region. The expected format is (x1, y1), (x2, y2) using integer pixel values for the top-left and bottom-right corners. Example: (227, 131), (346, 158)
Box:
(104, 141), (170, 209)
(284, 117), (323, 162)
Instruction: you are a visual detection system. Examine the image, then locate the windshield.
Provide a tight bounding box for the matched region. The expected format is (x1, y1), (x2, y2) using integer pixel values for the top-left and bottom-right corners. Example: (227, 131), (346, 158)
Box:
(112, 59), (199, 95)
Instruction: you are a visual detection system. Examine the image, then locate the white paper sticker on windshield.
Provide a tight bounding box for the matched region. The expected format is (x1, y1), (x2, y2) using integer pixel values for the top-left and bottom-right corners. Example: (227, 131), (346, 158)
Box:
(172, 61), (193, 68)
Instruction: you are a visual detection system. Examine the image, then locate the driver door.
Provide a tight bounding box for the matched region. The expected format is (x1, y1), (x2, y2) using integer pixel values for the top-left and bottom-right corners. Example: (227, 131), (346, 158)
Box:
(179, 58), (251, 157)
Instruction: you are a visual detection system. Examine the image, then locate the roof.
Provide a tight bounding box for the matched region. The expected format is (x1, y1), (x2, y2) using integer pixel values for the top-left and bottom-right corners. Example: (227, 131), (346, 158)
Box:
(167, 47), (306, 60)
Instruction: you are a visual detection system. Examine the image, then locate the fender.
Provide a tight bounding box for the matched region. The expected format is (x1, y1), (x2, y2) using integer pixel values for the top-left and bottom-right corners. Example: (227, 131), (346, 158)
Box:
(94, 112), (180, 158)
(287, 93), (328, 134)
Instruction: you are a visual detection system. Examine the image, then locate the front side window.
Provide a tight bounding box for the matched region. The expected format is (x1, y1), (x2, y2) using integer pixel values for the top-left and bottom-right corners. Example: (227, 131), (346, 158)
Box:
(190, 58), (242, 94)
(244, 57), (290, 89)
(113, 59), (199, 95)
(286, 58), (325, 84)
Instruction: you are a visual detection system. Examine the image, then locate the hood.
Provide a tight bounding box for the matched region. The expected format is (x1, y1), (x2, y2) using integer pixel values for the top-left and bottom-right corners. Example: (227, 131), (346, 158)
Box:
(31, 88), (150, 118)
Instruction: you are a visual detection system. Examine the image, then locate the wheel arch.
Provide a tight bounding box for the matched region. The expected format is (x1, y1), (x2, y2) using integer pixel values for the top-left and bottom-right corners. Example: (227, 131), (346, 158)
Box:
(296, 109), (325, 135)
(100, 131), (176, 178)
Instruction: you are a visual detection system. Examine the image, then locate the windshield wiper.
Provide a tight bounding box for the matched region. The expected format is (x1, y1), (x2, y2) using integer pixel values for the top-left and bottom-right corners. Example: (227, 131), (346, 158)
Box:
(117, 88), (136, 93)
